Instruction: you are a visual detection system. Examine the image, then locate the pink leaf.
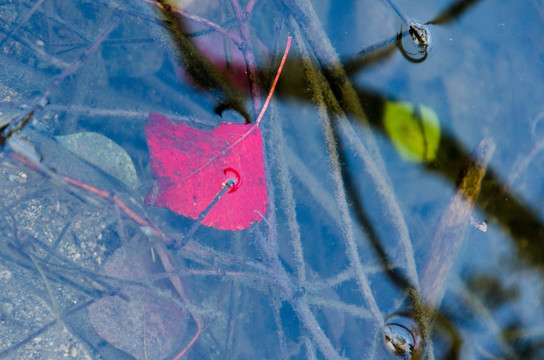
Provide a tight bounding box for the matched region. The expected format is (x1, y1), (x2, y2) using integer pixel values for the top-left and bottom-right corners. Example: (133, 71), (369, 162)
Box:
(145, 112), (267, 231)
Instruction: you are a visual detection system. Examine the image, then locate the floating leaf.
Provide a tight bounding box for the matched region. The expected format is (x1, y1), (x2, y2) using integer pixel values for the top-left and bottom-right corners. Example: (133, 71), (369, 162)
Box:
(56, 131), (138, 189)
(145, 112), (267, 231)
(383, 101), (441, 162)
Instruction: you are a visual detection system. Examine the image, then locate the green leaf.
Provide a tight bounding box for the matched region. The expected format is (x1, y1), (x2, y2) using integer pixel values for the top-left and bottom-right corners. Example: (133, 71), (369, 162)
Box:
(56, 132), (138, 189)
(383, 101), (441, 162)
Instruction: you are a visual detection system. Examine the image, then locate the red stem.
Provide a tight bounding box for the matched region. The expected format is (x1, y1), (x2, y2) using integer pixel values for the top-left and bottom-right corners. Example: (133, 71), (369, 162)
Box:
(256, 37), (292, 125)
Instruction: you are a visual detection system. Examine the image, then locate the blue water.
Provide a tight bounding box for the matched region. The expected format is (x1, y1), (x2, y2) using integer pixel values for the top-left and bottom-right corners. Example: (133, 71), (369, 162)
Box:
(1, 0), (544, 359)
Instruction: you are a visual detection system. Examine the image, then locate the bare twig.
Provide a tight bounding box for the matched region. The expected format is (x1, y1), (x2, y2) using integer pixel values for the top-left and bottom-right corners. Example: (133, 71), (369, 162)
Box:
(291, 24), (383, 324)
(0, 0), (46, 49)
(2, 16), (121, 142)
(268, 104), (307, 285)
(231, 0), (261, 115)
(141, 0), (243, 45)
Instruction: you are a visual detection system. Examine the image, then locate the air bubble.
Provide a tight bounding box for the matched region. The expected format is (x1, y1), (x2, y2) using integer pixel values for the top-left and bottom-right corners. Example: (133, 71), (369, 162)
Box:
(399, 21), (432, 63)
(383, 314), (422, 359)
(408, 20), (432, 48)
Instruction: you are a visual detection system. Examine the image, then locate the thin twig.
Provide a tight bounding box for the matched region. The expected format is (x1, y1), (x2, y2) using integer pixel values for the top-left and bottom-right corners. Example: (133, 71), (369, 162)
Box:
(244, 0), (256, 16)
(2, 16), (121, 141)
(253, 225), (343, 360)
(0, 298), (98, 358)
(231, 0), (261, 115)
(268, 288), (289, 360)
(382, 0), (411, 24)
(168, 37), (291, 185)
(142, 0), (242, 45)
(153, 241), (204, 360)
(0, 0), (46, 49)
(268, 104), (306, 285)
(255, 37), (291, 124)
(291, 19), (383, 324)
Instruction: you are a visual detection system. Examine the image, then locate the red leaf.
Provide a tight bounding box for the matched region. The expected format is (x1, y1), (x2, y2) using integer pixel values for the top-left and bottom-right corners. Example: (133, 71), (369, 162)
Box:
(145, 112), (267, 231)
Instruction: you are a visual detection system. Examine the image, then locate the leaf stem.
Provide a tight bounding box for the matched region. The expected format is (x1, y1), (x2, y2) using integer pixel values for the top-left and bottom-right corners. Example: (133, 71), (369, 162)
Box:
(256, 37), (292, 125)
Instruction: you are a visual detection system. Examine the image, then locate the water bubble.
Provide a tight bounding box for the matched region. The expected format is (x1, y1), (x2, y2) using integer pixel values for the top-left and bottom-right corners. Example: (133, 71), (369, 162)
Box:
(398, 21), (432, 63)
(408, 20), (432, 48)
(294, 286), (306, 299)
(383, 314), (422, 359)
